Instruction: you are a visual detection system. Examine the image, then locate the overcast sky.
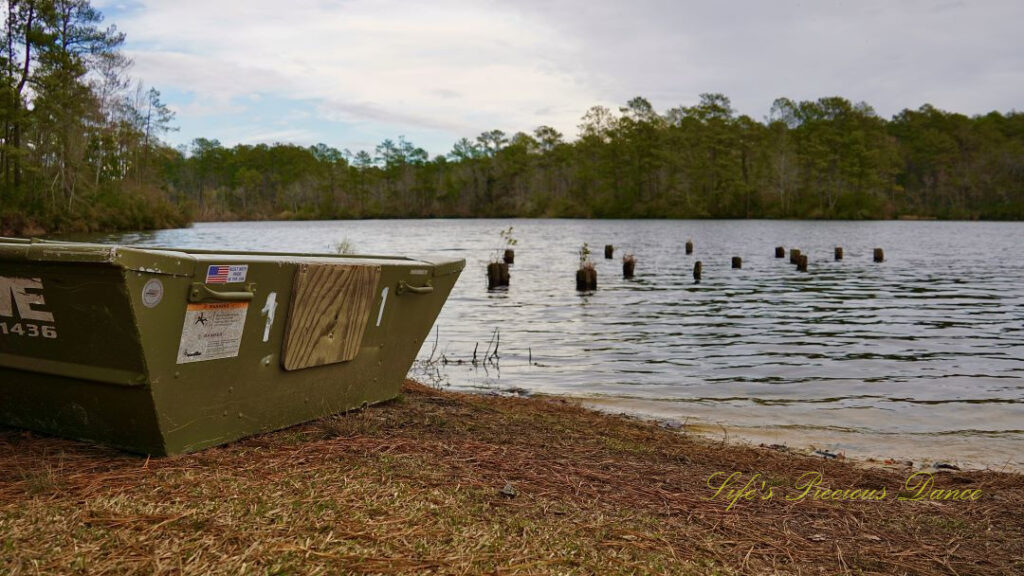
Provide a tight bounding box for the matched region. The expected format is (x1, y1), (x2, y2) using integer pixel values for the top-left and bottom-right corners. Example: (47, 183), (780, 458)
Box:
(95, 0), (1023, 156)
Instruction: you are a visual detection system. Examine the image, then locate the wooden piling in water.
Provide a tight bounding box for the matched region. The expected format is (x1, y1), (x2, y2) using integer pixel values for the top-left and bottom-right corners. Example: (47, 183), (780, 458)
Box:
(775, 246), (785, 258)
(732, 256), (742, 269)
(576, 265), (598, 291)
(622, 254), (636, 279)
(487, 262), (510, 289)
(834, 247), (843, 261)
(874, 248), (884, 262)
(503, 249), (515, 264)
(797, 254), (808, 272)
(693, 261), (702, 283)
(685, 240), (693, 255)
(605, 244), (614, 259)
(790, 248), (801, 265)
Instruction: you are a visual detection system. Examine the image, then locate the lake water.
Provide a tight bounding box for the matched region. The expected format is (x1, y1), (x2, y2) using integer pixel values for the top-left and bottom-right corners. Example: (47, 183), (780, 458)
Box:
(88, 219), (1024, 470)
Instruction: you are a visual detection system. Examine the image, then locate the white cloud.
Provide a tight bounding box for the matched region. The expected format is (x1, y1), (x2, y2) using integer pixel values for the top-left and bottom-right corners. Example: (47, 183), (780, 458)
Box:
(97, 0), (1024, 152)
(102, 0), (600, 146)
(504, 0), (1024, 119)
(230, 128), (321, 145)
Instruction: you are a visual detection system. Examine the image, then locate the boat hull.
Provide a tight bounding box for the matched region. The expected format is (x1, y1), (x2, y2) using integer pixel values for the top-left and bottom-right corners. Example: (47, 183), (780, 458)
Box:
(0, 239), (463, 455)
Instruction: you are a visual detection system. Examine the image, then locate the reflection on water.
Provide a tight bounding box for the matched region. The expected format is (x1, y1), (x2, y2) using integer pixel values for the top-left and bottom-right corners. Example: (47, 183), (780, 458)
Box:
(83, 219), (1024, 470)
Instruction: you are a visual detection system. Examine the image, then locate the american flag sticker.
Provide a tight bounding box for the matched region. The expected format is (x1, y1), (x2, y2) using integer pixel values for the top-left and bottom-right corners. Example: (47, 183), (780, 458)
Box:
(205, 264), (248, 284)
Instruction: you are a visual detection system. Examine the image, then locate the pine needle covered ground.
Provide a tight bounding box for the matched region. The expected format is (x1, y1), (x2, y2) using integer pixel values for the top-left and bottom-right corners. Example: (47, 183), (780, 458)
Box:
(1, 381), (1022, 575)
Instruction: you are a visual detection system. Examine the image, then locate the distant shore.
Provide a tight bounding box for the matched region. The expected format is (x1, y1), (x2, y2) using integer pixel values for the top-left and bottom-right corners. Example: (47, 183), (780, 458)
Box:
(4, 212), (1023, 240)
(2, 380), (1020, 575)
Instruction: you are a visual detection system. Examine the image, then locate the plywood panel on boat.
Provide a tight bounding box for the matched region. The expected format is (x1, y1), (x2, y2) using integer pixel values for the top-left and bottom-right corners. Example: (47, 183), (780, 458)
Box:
(282, 263), (380, 370)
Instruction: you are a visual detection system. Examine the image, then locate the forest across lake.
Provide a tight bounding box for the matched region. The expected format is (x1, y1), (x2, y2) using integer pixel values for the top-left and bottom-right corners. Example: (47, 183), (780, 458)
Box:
(2, 90), (1022, 236)
(0, 3), (1022, 235)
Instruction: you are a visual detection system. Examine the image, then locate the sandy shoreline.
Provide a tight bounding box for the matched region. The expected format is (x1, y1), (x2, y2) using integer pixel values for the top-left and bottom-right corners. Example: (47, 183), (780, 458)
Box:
(578, 395), (1024, 474)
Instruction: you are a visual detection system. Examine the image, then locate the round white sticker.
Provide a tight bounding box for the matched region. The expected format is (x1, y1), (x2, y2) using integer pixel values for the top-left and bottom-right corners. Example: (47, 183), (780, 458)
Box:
(142, 278), (164, 308)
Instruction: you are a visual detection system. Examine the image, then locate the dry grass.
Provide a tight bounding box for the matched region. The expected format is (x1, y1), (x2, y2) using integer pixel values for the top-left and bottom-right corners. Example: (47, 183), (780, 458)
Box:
(1, 380), (1022, 575)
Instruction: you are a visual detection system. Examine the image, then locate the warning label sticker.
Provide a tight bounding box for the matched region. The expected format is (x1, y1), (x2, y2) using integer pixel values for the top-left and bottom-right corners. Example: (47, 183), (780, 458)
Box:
(176, 301), (249, 364)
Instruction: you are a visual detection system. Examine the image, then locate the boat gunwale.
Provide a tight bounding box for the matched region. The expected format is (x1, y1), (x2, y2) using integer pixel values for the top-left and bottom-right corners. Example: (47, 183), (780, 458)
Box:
(0, 237), (466, 275)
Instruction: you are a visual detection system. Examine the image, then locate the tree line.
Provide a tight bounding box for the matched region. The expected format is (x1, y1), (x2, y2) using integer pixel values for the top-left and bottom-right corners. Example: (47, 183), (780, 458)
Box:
(165, 95), (1022, 222)
(1, 1), (1021, 236)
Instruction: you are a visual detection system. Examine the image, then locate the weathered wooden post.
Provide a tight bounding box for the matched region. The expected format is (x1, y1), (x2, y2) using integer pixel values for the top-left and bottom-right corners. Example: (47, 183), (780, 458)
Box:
(775, 246), (785, 258)
(693, 261), (702, 283)
(797, 254), (808, 272)
(605, 244), (614, 259)
(576, 266), (597, 290)
(874, 248), (884, 262)
(834, 247), (843, 261)
(503, 249), (514, 264)
(622, 253), (636, 279)
(576, 243), (597, 291)
(685, 240), (693, 255)
(487, 262), (510, 289)
(732, 256), (742, 269)
(790, 248), (801, 265)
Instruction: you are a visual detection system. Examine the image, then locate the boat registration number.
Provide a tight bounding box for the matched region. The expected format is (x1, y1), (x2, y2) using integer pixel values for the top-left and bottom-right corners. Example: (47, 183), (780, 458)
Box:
(0, 276), (58, 339)
(0, 321), (58, 339)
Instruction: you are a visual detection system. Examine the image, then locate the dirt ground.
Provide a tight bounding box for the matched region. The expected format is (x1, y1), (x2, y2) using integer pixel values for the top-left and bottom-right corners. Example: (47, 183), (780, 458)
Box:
(1, 380), (1021, 575)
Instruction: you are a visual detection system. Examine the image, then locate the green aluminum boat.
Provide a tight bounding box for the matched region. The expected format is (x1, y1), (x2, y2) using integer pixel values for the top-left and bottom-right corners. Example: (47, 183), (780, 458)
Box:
(0, 237), (464, 455)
